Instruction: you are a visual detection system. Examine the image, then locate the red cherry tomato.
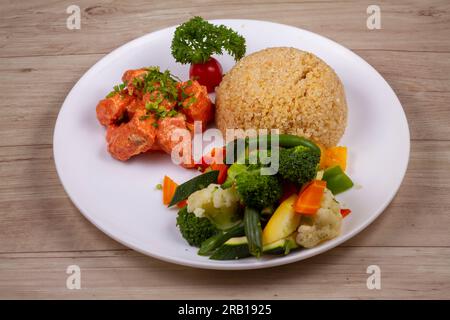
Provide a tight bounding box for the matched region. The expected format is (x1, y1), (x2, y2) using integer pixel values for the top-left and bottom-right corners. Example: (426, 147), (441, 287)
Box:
(189, 57), (223, 93)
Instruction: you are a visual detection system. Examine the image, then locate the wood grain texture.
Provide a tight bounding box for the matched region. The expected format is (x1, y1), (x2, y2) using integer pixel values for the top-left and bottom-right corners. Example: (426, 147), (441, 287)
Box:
(1, 247), (449, 299)
(0, 0), (449, 299)
(1, 0), (450, 58)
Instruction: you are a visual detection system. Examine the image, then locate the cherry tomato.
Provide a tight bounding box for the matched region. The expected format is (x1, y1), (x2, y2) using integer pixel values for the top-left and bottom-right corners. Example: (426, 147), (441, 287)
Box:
(189, 57), (223, 93)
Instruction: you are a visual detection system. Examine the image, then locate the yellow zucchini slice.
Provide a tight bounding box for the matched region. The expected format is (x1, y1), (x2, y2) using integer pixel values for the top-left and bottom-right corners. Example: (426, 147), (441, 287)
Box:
(262, 194), (301, 245)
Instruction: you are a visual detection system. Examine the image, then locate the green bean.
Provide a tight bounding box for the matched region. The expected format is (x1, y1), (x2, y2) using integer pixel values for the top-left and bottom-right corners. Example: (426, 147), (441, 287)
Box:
(244, 207), (263, 258)
(225, 134), (321, 162)
(248, 134), (321, 154)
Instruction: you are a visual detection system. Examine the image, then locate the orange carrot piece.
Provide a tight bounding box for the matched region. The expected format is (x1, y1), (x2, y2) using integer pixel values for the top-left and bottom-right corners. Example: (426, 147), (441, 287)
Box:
(294, 180), (327, 215)
(163, 175), (178, 206)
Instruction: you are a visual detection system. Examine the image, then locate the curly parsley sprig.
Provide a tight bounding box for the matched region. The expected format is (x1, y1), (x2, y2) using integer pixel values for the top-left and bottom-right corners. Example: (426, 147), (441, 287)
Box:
(171, 16), (246, 64)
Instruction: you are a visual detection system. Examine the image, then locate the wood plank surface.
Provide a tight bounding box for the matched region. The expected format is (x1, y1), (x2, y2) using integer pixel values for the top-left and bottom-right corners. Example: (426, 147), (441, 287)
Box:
(1, 0), (450, 58)
(1, 247), (449, 299)
(0, 0), (449, 299)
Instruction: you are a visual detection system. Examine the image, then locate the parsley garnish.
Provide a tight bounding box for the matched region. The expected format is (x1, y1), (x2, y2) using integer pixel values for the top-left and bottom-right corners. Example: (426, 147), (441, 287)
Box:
(171, 16), (246, 64)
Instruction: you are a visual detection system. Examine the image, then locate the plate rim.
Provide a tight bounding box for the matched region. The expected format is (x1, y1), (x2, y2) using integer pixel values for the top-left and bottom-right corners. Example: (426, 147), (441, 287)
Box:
(53, 19), (410, 270)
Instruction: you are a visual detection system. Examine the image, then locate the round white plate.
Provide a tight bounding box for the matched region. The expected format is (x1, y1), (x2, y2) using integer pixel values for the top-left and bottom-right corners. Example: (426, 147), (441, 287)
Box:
(53, 20), (410, 270)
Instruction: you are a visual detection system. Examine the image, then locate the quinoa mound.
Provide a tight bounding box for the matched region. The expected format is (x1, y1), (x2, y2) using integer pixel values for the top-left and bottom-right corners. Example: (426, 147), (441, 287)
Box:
(215, 47), (347, 147)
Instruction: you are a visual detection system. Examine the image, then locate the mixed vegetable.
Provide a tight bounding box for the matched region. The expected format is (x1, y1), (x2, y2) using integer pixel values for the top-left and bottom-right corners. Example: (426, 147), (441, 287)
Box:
(160, 134), (354, 260)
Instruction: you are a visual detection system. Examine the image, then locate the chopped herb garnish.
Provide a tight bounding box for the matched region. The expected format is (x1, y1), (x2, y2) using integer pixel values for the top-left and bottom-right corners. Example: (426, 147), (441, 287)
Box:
(181, 91), (189, 100)
(134, 67), (179, 103)
(185, 96), (197, 108)
(107, 67), (180, 103)
(167, 110), (178, 117)
(106, 82), (127, 98)
(139, 115), (150, 121)
(156, 183), (163, 190)
(105, 66), (185, 123)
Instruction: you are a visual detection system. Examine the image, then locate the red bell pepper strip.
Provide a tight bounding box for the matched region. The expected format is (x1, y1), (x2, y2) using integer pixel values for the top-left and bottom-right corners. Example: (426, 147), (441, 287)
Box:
(340, 208), (351, 218)
(177, 199), (188, 208)
(210, 163), (228, 184)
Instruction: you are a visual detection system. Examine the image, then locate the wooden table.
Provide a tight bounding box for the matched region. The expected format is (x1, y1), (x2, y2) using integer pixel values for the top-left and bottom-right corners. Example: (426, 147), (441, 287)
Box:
(1, 0), (449, 299)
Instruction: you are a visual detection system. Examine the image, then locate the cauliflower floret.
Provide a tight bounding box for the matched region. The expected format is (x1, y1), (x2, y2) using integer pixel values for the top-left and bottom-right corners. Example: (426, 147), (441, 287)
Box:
(296, 188), (342, 248)
(187, 184), (241, 230)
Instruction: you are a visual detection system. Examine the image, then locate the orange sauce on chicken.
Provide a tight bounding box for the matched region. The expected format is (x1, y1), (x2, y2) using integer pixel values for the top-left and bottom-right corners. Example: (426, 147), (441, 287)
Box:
(96, 68), (213, 167)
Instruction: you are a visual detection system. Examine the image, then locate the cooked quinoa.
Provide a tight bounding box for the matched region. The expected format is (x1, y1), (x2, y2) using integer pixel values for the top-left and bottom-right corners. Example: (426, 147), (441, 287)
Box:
(215, 47), (347, 147)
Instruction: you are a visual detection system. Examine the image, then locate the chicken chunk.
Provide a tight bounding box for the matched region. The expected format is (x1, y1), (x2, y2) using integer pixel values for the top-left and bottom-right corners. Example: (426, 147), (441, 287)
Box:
(97, 68), (213, 166)
(106, 109), (157, 161)
(125, 98), (145, 115)
(122, 68), (148, 95)
(156, 114), (195, 168)
(96, 93), (134, 126)
(178, 80), (213, 129)
(142, 91), (177, 111)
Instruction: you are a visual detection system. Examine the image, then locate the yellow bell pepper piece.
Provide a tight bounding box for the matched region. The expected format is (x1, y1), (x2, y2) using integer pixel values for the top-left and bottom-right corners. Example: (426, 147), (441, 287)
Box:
(320, 146), (347, 171)
(262, 194), (301, 245)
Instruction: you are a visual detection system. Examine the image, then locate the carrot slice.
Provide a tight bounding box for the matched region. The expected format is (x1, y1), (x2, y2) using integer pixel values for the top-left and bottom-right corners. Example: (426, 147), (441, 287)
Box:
(163, 175), (178, 206)
(294, 180), (327, 215)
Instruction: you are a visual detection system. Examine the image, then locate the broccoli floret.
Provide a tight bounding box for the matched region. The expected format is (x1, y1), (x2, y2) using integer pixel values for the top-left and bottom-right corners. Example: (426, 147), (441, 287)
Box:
(221, 163), (248, 189)
(278, 145), (320, 186)
(235, 169), (283, 210)
(176, 207), (218, 247)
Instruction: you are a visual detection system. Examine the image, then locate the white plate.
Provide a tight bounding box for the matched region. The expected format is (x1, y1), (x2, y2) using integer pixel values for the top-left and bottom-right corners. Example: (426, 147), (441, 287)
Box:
(53, 20), (410, 270)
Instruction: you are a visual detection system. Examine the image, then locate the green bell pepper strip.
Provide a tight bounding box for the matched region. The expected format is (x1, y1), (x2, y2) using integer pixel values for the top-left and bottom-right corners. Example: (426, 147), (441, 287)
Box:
(322, 165), (354, 195)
